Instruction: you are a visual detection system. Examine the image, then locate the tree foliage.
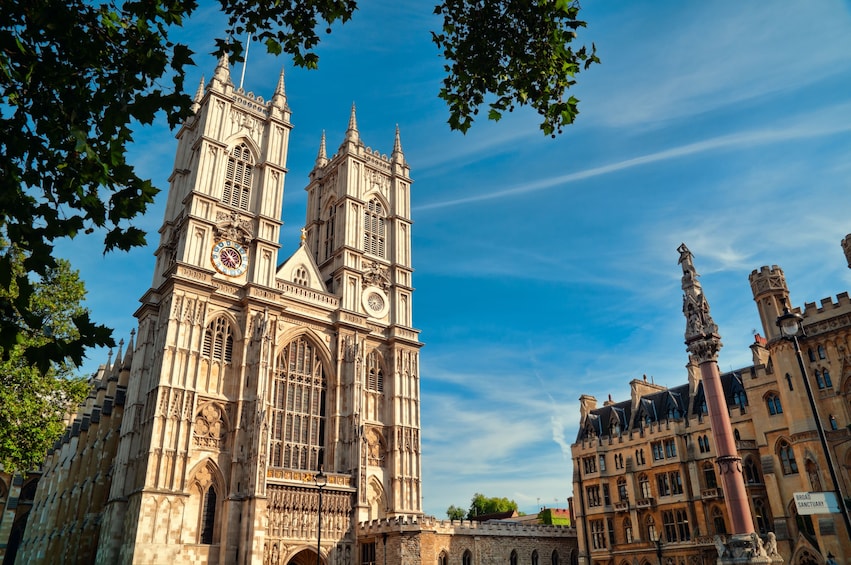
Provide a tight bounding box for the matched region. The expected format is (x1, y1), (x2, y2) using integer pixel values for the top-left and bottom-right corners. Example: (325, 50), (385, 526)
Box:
(467, 493), (519, 518)
(0, 247), (92, 473)
(432, 0), (599, 136)
(0, 0), (597, 370)
(446, 504), (466, 520)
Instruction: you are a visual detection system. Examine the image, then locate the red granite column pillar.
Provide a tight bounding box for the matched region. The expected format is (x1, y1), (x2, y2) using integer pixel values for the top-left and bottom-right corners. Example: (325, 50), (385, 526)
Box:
(678, 244), (754, 536)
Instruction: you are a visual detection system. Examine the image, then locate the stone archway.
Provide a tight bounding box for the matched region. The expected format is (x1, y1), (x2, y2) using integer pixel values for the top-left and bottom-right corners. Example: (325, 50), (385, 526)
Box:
(281, 547), (324, 565)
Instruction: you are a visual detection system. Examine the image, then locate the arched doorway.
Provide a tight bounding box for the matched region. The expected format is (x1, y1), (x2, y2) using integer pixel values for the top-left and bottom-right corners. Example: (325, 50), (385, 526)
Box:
(267, 546), (324, 565)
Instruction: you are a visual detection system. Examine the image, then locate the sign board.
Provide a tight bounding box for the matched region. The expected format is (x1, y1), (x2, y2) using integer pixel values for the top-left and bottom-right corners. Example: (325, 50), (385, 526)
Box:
(793, 492), (840, 515)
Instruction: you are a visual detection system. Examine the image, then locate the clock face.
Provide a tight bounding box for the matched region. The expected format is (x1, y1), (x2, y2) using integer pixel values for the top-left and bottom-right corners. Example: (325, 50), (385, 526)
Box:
(211, 240), (248, 276)
(367, 292), (385, 312)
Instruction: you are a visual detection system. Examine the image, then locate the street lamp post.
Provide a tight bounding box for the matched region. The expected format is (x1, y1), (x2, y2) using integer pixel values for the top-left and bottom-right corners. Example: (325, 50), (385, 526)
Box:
(776, 304), (851, 540)
(654, 535), (664, 565)
(315, 466), (328, 565)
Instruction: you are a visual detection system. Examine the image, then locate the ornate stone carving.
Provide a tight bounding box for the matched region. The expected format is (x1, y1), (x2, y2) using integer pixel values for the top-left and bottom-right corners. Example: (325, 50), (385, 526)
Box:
(679, 243), (722, 363)
(214, 210), (254, 245)
(193, 402), (227, 449)
(362, 261), (390, 290)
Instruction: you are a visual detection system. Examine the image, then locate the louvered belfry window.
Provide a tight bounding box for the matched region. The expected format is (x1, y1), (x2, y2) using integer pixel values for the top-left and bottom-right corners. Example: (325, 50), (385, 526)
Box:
(202, 316), (233, 363)
(363, 198), (386, 258)
(222, 142), (253, 210)
(270, 337), (326, 470)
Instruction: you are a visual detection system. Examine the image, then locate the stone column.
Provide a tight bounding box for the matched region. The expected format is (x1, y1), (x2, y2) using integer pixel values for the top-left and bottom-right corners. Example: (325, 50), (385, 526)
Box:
(677, 244), (782, 565)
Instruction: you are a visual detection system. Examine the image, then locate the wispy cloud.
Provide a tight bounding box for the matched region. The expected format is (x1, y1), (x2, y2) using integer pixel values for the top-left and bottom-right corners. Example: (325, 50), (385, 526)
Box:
(416, 107), (851, 212)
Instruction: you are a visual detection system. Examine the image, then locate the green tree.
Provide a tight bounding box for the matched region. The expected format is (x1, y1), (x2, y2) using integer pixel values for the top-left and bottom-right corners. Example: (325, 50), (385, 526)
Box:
(467, 493), (519, 518)
(0, 0), (597, 369)
(0, 247), (92, 473)
(446, 505), (466, 520)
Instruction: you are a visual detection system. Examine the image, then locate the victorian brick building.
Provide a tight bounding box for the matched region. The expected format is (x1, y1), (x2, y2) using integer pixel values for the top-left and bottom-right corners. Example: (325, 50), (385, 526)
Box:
(572, 240), (851, 565)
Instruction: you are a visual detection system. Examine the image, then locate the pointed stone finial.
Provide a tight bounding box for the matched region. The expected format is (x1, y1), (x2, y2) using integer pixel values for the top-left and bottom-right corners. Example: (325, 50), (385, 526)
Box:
(391, 124), (405, 165)
(300, 227), (308, 246)
(123, 329), (135, 366)
(679, 244), (722, 363)
(212, 52), (231, 87)
(113, 338), (125, 371)
(271, 68), (287, 110)
(345, 103), (359, 143)
(315, 130), (328, 167)
(190, 76), (205, 113)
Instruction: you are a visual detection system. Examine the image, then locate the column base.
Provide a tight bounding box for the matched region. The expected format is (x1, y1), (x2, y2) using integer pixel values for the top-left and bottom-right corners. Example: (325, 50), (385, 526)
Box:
(715, 533), (783, 565)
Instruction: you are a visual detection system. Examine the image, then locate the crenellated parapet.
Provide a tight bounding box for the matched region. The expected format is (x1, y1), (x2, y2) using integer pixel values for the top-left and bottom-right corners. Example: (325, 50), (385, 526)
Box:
(358, 515), (576, 537)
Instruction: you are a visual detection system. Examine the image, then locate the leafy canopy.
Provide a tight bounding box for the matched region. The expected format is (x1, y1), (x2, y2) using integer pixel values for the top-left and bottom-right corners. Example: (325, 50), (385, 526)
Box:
(446, 493), (521, 520)
(0, 0), (597, 372)
(0, 246), (92, 473)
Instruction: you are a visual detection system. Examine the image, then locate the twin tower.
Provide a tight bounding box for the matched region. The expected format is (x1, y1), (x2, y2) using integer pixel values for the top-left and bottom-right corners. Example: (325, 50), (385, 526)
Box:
(19, 55), (423, 564)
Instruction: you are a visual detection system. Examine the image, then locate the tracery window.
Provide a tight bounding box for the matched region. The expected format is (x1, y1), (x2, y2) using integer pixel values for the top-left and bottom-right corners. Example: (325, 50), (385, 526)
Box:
(363, 198), (387, 258)
(202, 316), (234, 363)
(663, 510), (676, 541)
(590, 520), (606, 549)
(703, 462), (717, 488)
(323, 204), (336, 261)
(733, 390), (748, 411)
(778, 440), (798, 475)
(744, 456), (761, 484)
(294, 266), (310, 287)
(270, 336), (327, 470)
(675, 509), (690, 541)
(712, 507), (727, 535)
(645, 516), (657, 542)
(617, 478), (628, 502)
(623, 518), (633, 543)
(200, 484), (217, 544)
(638, 474), (651, 499)
(754, 499), (771, 534)
(766, 393), (783, 415)
(223, 142), (253, 209)
(366, 351), (384, 392)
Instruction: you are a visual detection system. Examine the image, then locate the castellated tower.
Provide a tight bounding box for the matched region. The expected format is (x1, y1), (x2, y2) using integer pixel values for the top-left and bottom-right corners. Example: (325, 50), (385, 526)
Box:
(17, 57), (422, 565)
(748, 265), (790, 341)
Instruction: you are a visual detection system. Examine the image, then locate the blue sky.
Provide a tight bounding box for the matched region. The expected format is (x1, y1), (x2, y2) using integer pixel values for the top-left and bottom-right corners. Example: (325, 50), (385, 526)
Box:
(63, 1), (851, 517)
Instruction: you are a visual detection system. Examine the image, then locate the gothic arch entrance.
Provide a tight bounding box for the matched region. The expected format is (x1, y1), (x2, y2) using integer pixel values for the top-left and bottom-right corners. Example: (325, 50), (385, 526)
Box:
(281, 547), (324, 565)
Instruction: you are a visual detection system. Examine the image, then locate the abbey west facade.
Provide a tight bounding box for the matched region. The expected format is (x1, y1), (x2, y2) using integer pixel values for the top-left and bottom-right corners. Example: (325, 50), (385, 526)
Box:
(571, 241), (851, 565)
(14, 55), (422, 564)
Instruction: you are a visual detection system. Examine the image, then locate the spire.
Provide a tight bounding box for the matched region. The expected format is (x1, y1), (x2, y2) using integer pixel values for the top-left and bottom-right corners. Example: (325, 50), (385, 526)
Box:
(679, 243), (722, 363)
(211, 52), (231, 88)
(315, 130), (328, 167)
(391, 124), (405, 165)
(190, 76), (205, 113)
(271, 68), (287, 110)
(113, 338), (125, 373)
(123, 329), (135, 367)
(345, 103), (359, 144)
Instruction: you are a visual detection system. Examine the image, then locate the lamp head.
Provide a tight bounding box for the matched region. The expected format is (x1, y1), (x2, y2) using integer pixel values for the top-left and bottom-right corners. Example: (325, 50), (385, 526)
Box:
(315, 465), (328, 488)
(776, 301), (804, 338)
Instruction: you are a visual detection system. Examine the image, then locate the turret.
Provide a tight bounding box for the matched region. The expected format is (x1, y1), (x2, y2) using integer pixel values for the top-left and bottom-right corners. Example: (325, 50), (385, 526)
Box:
(748, 265), (790, 341)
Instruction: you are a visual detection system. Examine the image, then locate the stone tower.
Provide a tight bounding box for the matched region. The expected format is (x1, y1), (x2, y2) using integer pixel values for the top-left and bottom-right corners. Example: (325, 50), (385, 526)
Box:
(749, 266), (790, 342)
(85, 57), (421, 565)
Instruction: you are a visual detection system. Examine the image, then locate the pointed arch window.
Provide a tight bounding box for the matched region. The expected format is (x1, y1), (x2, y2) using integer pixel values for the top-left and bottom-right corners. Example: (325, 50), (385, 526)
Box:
(744, 456), (761, 484)
(638, 473), (651, 499)
(623, 517), (633, 543)
(366, 351), (384, 392)
(645, 516), (657, 542)
(323, 203), (337, 262)
(463, 550), (473, 565)
(765, 393), (783, 415)
(363, 198), (386, 258)
(200, 484), (217, 544)
(817, 345), (826, 360)
(822, 368), (832, 388)
(778, 439), (798, 475)
(202, 316), (234, 363)
(551, 551), (559, 565)
(532, 550), (539, 565)
(223, 142), (254, 210)
(712, 507), (727, 535)
(270, 336), (327, 470)
(815, 370), (825, 389)
(754, 498), (771, 534)
(510, 550), (519, 565)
